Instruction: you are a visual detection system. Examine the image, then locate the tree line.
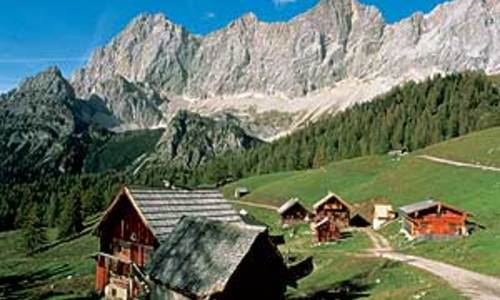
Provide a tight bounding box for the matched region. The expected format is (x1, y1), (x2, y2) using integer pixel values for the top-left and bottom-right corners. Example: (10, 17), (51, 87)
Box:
(181, 71), (500, 184)
(4, 71), (500, 253)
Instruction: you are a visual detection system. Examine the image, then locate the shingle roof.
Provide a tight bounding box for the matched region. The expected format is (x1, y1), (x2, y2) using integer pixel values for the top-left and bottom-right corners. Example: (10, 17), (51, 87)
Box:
(145, 217), (269, 297)
(277, 198), (301, 215)
(127, 187), (242, 241)
(399, 199), (438, 215)
(399, 199), (470, 216)
(313, 192), (352, 211)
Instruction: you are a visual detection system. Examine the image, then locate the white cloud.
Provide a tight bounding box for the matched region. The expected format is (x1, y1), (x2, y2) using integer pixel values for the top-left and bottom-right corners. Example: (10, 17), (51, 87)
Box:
(204, 12), (216, 20)
(273, 0), (297, 6)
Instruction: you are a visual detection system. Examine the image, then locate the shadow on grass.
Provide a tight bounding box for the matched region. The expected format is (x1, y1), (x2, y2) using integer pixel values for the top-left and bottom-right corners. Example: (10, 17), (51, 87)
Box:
(293, 272), (373, 300)
(339, 231), (353, 240)
(0, 264), (71, 300)
(291, 261), (403, 300)
(36, 215), (100, 254)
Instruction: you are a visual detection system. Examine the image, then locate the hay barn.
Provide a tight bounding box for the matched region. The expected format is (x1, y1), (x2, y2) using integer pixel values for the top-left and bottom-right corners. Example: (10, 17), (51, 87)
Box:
(94, 186), (242, 299)
(312, 217), (340, 243)
(313, 192), (352, 228)
(146, 217), (301, 300)
(399, 199), (471, 240)
(277, 198), (311, 224)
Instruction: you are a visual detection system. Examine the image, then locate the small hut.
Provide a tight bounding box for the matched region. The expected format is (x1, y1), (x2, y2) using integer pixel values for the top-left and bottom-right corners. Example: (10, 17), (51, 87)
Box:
(350, 205), (372, 228)
(373, 203), (396, 230)
(277, 198), (311, 224)
(313, 192), (352, 228)
(350, 200), (396, 230)
(146, 217), (302, 300)
(312, 217), (340, 243)
(234, 187), (250, 199)
(399, 199), (471, 240)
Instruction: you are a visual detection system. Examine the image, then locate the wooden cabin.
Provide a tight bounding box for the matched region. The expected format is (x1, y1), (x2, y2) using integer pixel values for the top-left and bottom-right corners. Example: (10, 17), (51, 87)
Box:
(313, 192), (352, 228)
(399, 199), (471, 240)
(277, 198), (311, 224)
(146, 216), (309, 300)
(94, 186), (242, 300)
(312, 217), (340, 243)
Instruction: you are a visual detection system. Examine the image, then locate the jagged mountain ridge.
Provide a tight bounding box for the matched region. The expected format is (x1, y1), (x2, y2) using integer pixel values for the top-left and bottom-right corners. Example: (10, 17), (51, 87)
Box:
(0, 67), (104, 181)
(0, 68), (259, 183)
(71, 0), (500, 138)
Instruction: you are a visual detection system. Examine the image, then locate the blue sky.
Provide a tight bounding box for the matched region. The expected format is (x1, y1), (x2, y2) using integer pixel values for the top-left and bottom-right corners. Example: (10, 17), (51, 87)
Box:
(0, 0), (448, 93)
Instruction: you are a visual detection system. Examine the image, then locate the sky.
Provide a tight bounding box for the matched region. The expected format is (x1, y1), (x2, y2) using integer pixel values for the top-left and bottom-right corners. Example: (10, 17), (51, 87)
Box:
(0, 0), (449, 93)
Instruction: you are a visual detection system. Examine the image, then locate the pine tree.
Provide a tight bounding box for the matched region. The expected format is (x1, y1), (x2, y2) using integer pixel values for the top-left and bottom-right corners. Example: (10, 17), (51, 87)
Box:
(46, 194), (61, 228)
(58, 193), (84, 239)
(313, 143), (326, 168)
(23, 203), (48, 255)
(82, 189), (103, 218)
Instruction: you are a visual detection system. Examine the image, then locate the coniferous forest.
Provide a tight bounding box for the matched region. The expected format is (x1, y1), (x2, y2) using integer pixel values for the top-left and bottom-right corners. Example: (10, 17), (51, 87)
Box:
(2, 71), (500, 238)
(178, 71), (500, 184)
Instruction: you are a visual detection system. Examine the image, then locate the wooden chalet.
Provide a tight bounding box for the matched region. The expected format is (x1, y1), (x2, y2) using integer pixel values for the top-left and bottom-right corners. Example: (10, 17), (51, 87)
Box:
(313, 192), (352, 228)
(312, 217), (340, 243)
(277, 198), (311, 224)
(399, 199), (471, 240)
(146, 216), (310, 300)
(94, 186), (242, 300)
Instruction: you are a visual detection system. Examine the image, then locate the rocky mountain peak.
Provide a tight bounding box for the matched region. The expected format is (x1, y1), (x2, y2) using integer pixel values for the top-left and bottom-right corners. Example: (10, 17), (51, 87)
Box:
(237, 12), (259, 25)
(70, 0), (500, 140)
(125, 13), (182, 36)
(19, 66), (75, 99)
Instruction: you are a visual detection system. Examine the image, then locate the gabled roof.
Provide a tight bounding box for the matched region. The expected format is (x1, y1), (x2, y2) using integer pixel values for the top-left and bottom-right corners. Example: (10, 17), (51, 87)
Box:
(97, 186), (242, 241)
(313, 192), (352, 211)
(399, 199), (470, 216)
(351, 203), (374, 224)
(146, 217), (279, 297)
(277, 198), (307, 215)
(313, 217), (330, 229)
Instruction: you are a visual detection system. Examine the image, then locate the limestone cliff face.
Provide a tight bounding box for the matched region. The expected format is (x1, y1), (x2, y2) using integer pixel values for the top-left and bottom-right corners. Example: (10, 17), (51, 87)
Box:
(71, 0), (500, 137)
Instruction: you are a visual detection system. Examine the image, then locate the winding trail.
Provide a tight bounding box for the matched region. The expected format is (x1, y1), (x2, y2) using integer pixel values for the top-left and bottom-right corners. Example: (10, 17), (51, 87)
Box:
(363, 229), (500, 300)
(419, 155), (500, 172)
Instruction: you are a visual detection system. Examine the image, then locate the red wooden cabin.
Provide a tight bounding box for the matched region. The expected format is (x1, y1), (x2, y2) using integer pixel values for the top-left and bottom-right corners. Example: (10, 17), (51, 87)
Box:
(313, 192), (352, 228)
(312, 217), (340, 243)
(94, 186), (242, 300)
(277, 198), (311, 225)
(399, 199), (471, 240)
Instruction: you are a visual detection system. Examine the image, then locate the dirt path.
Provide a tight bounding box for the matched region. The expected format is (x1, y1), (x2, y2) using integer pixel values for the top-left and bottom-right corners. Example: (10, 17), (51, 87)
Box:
(419, 155), (500, 172)
(363, 229), (500, 300)
(227, 200), (278, 211)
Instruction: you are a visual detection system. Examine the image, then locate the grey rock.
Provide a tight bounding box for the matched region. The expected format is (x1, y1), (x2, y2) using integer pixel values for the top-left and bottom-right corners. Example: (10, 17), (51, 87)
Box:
(70, 0), (500, 137)
(145, 111), (261, 169)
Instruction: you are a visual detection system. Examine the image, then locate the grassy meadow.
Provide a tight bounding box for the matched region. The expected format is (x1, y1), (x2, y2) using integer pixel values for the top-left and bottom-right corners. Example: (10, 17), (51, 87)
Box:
(235, 205), (465, 299)
(0, 218), (99, 299)
(224, 127), (500, 276)
(3, 127), (500, 299)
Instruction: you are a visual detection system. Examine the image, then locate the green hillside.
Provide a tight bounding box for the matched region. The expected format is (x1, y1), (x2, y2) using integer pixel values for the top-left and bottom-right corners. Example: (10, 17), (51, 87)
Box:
(0, 217), (99, 299)
(419, 126), (500, 167)
(83, 129), (164, 173)
(223, 127), (500, 276)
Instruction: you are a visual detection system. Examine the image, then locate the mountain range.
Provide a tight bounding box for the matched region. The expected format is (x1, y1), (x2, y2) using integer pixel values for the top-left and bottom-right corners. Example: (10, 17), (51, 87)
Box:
(2, 0), (500, 181)
(72, 0), (500, 138)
